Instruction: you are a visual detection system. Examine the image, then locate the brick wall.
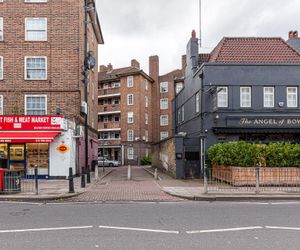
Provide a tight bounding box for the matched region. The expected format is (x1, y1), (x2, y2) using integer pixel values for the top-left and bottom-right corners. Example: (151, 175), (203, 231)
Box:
(152, 137), (176, 177)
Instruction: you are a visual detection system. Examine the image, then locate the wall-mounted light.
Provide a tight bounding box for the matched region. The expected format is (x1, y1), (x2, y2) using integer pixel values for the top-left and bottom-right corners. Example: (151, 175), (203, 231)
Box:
(214, 114), (219, 123)
(278, 102), (284, 108)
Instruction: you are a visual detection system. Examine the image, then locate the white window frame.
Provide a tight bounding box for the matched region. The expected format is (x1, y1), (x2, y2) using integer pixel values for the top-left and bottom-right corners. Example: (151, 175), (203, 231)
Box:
(240, 87), (251, 108)
(145, 96), (148, 107)
(127, 130), (134, 141)
(145, 113), (148, 125)
(195, 92), (200, 113)
(160, 115), (168, 126)
(24, 94), (47, 115)
(127, 112), (134, 123)
(145, 130), (148, 142)
(24, 56), (47, 80)
(25, 17), (47, 41)
(0, 17), (3, 41)
(0, 95), (3, 115)
(217, 87), (228, 108)
(127, 147), (134, 160)
(181, 106), (185, 122)
(127, 76), (133, 87)
(160, 98), (168, 110)
(287, 87), (298, 108)
(0, 56), (3, 80)
(176, 82), (183, 94)
(145, 79), (148, 91)
(263, 87), (274, 108)
(127, 94), (134, 105)
(160, 132), (168, 140)
(160, 82), (168, 93)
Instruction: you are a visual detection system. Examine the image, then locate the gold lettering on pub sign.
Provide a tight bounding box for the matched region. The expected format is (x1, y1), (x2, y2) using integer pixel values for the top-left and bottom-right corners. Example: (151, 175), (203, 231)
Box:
(239, 118), (300, 126)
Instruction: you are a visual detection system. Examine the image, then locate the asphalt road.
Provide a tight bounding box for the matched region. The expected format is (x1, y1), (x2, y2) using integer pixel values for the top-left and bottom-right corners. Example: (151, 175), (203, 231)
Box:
(1, 201), (300, 250)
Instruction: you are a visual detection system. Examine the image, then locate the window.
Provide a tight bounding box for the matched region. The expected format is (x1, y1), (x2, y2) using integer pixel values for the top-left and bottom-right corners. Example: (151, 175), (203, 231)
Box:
(25, 57), (47, 80)
(25, 18), (47, 41)
(127, 94), (133, 105)
(195, 92), (200, 113)
(264, 87), (274, 108)
(160, 82), (168, 93)
(103, 116), (108, 123)
(0, 95), (3, 115)
(160, 132), (168, 140)
(145, 113), (148, 124)
(127, 130), (134, 141)
(145, 96), (148, 107)
(240, 87), (251, 108)
(145, 79), (148, 91)
(287, 87), (298, 108)
(0, 17), (3, 41)
(114, 115), (120, 122)
(177, 109), (181, 124)
(0, 56), (2, 80)
(160, 98), (168, 109)
(145, 130), (148, 142)
(127, 112), (133, 123)
(160, 115), (168, 126)
(127, 76), (133, 87)
(25, 95), (47, 115)
(127, 147), (134, 160)
(112, 82), (120, 88)
(217, 87), (228, 108)
(176, 82), (183, 94)
(112, 98), (120, 105)
(181, 106), (185, 122)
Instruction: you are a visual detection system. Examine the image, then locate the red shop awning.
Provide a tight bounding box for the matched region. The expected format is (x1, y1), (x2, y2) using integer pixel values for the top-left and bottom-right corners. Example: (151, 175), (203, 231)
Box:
(0, 131), (60, 143)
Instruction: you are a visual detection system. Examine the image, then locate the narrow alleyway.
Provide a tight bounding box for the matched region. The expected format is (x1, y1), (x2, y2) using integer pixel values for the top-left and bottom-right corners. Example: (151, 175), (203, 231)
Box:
(68, 166), (182, 202)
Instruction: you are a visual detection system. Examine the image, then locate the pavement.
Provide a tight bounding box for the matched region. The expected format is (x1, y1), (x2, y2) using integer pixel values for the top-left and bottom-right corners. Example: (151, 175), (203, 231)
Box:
(1, 165), (300, 202)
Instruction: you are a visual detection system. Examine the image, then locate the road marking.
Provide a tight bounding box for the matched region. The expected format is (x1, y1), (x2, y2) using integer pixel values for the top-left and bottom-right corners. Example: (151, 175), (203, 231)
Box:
(99, 225), (179, 234)
(265, 226), (300, 231)
(0, 225), (93, 234)
(186, 226), (263, 234)
(270, 202), (300, 205)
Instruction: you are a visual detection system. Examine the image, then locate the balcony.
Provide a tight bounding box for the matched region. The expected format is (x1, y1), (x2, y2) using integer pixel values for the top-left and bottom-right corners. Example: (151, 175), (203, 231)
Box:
(98, 122), (121, 131)
(98, 88), (120, 97)
(98, 104), (121, 115)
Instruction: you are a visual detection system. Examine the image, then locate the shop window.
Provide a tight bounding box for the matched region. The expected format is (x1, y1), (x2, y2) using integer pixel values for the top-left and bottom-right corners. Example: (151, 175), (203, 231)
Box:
(0, 144), (8, 168)
(26, 143), (49, 175)
(25, 95), (47, 115)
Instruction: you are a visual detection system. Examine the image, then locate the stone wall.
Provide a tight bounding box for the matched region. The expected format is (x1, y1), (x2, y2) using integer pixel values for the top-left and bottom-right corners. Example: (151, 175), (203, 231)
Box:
(152, 137), (176, 177)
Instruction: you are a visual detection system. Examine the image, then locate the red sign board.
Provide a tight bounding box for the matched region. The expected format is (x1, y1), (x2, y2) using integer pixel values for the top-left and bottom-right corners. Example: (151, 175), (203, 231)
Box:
(0, 116), (63, 131)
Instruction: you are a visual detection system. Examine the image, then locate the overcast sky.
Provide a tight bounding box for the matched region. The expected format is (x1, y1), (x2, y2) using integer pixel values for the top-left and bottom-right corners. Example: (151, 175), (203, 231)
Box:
(96, 0), (300, 75)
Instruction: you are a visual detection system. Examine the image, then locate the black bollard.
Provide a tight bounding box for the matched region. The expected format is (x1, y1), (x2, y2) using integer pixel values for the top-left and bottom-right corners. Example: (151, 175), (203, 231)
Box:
(81, 166), (86, 188)
(87, 165), (91, 184)
(69, 167), (75, 193)
(34, 167), (38, 195)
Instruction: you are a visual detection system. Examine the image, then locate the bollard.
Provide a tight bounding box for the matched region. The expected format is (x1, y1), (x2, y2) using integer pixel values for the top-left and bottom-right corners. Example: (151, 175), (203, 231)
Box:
(127, 165), (131, 180)
(81, 166), (86, 188)
(34, 167), (38, 195)
(69, 167), (75, 193)
(255, 165), (260, 194)
(154, 168), (158, 180)
(95, 163), (99, 179)
(203, 164), (208, 194)
(87, 165), (91, 184)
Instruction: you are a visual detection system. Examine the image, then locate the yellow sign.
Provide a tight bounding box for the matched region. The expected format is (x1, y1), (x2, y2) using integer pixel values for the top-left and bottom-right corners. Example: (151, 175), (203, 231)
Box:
(56, 144), (69, 154)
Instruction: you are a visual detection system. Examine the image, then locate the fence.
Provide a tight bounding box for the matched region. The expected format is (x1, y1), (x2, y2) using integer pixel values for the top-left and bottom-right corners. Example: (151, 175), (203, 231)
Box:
(205, 166), (300, 193)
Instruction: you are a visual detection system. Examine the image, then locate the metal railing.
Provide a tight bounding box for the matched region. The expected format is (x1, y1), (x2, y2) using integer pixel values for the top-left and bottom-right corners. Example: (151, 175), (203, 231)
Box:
(205, 166), (300, 193)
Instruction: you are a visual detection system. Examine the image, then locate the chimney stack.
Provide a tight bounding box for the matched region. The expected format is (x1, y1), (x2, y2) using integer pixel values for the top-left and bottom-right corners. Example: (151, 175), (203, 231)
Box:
(99, 65), (107, 72)
(181, 55), (187, 70)
(131, 59), (140, 69)
(107, 63), (113, 71)
(149, 55), (159, 83)
(293, 31), (298, 38)
(191, 30), (196, 38)
(289, 30), (298, 39)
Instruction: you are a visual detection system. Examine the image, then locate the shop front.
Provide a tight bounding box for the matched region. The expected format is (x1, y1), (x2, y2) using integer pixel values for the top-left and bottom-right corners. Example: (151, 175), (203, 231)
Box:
(0, 116), (64, 178)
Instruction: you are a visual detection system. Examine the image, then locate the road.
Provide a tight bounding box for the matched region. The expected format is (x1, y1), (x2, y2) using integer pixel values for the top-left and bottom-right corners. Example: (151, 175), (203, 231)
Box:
(1, 201), (300, 250)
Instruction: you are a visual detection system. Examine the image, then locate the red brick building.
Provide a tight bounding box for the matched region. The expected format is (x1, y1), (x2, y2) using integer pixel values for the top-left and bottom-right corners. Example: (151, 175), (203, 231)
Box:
(98, 60), (153, 165)
(0, 0), (103, 178)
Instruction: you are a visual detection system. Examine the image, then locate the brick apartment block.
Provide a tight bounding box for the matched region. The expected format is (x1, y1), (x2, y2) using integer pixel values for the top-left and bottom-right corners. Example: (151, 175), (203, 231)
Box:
(0, 0), (104, 175)
(98, 57), (184, 165)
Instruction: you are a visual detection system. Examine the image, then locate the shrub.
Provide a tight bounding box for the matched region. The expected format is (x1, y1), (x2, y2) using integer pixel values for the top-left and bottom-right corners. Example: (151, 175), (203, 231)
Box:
(141, 155), (152, 165)
(208, 141), (300, 168)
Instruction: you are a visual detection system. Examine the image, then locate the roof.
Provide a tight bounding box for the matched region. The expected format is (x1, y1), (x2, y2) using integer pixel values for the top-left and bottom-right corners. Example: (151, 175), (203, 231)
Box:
(209, 37), (300, 63)
(99, 67), (154, 82)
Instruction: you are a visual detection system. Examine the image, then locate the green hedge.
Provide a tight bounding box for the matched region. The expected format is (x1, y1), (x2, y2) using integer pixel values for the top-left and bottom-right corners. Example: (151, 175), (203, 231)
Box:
(141, 155), (152, 165)
(208, 142), (300, 168)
